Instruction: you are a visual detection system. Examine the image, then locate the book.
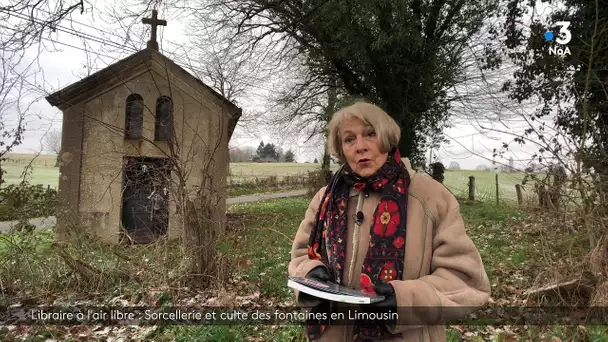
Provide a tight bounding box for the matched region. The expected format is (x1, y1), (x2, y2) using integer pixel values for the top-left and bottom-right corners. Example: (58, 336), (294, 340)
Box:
(287, 276), (385, 304)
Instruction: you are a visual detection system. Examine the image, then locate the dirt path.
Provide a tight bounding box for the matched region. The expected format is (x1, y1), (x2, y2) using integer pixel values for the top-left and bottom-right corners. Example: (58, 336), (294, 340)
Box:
(0, 189), (308, 233)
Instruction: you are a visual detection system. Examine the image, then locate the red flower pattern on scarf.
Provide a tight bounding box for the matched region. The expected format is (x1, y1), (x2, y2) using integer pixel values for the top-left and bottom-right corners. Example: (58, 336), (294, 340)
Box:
(360, 274), (376, 295)
(392, 236), (405, 249)
(373, 200), (401, 237)
(380, 261), (397, 282)
(308, 242), (321, 259)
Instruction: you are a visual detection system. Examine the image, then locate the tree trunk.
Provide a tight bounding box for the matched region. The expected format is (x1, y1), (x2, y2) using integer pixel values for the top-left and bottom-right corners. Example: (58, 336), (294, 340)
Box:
(397, 123), (415, 160)
(386, 101), (417, 162)
(185, 197), (219, 288)
(322, 72), (338, 183)
(322, 143), (331, 173)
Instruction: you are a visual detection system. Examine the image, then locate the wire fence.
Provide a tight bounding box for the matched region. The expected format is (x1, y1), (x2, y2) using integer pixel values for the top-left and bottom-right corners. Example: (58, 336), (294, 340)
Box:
(441, 170), (532, 205)
(4, 155), (58, 167)
(442, 170), (593, 211)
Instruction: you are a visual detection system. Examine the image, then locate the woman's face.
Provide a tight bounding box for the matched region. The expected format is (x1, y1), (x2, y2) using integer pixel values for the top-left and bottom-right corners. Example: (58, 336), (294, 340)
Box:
(340, 116), (388, 178)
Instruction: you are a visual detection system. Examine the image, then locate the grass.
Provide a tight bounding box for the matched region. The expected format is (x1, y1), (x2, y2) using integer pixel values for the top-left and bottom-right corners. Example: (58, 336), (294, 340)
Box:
(154, 325), (306, 342)
(452, 199), (606, 341)
(226, 197), (310, 299)
(1, 193), (607, 341)
(198, 196), (605, 341)
(0, 229), (190, 304)
(0, 228), (54, 259)
(1, 163), (59, 188)
(160, 196), (605, 341)
(150, 197), (311, 341)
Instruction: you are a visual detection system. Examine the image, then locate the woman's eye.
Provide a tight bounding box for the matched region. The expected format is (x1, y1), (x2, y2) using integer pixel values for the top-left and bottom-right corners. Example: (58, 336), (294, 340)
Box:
(367, 131), (376, 137)
(345, 137), (354, 144)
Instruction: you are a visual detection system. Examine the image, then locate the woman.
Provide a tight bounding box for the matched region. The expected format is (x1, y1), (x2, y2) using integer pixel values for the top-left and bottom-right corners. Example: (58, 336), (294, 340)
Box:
(288, 101), (490, 341)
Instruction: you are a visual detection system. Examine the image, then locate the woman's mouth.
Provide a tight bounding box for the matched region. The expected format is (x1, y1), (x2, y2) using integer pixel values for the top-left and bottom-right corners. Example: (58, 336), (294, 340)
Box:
(358, 159), (371, 165)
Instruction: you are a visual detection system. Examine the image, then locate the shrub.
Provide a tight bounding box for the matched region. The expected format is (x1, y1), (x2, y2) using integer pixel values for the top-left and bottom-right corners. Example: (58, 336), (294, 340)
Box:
(306, 169), (332, 196)
(228, 174), (310, 196)
(0, 184), (57, 222)
(430, 162), (446, 184)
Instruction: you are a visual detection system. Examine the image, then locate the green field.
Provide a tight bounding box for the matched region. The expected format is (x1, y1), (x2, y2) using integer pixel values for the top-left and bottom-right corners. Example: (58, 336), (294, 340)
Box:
(1, 162), (59, 188)
(2, 154), (527, 201)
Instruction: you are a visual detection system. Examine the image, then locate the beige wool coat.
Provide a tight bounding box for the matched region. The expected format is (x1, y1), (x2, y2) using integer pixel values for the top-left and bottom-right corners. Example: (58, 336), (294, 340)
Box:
(288, 158), (491, 341)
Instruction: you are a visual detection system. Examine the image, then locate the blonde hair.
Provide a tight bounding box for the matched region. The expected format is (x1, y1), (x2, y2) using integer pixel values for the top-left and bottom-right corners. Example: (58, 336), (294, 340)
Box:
(328, 101), (401, 163)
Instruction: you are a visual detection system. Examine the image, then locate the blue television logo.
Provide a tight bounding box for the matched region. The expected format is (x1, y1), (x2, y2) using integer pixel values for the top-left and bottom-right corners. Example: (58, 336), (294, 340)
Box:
(545, 21), (571, 56)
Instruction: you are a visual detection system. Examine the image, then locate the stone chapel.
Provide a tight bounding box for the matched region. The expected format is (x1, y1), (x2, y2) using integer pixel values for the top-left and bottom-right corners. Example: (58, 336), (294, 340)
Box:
(45, 10), (242, 244)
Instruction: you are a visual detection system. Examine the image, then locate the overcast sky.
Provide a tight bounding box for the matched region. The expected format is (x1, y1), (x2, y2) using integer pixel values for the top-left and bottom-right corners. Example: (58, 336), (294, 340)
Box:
(2, 1), (562, 170)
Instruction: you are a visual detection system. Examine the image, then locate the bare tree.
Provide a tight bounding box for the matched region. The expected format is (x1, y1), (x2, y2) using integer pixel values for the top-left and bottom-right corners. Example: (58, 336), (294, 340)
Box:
(43, 129), (62, 167)
(229, 145), (256, 162)
(266, 58), (349, 180)
(0, 0), (94, 184)
(183, 26), (265, 104)
(0, 0), (86, 52)
(448, 161), (461, 170)
(0, 51), (30, 186)
(43, 130), (61, 154)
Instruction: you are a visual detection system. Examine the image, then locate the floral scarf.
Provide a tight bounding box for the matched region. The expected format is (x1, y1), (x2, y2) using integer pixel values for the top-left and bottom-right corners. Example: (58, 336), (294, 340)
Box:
(306, 148), (410, 341)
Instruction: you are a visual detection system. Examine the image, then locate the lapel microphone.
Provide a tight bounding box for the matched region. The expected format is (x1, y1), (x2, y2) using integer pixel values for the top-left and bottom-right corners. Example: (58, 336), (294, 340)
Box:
(355, 211), (364, 225)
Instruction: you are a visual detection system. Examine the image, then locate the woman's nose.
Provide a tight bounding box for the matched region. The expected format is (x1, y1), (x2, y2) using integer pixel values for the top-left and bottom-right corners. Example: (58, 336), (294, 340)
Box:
(354, 136), (368, 152)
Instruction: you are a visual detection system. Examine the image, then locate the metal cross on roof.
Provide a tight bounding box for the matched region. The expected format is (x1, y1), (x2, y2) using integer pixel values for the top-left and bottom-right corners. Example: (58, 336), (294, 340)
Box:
(142, 9), (167, 51)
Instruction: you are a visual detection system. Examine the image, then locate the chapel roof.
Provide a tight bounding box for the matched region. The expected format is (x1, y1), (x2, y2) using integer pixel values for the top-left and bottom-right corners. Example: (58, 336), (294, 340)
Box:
(45, 48), (242, 131)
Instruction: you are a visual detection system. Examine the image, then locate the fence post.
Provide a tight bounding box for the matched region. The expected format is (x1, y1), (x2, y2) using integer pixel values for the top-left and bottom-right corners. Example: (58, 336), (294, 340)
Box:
(515, 184), (523, 206)
(468, 176), (475, 201)
(495, 173), (499, 205)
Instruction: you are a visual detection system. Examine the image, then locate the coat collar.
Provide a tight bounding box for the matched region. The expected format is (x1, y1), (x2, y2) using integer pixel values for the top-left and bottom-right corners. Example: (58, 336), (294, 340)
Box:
(401, 157), (415, 179)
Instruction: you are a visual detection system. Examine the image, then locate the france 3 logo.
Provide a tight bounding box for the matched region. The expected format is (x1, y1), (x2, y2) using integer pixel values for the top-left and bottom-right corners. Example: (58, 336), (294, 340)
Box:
(544, 21), (572, 56)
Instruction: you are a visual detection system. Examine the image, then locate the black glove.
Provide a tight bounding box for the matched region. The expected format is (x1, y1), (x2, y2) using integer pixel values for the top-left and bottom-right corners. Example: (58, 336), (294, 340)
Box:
(298, 266), (330, 307)
(306, 266), (330, 282)
(363, 282), (398, 327)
